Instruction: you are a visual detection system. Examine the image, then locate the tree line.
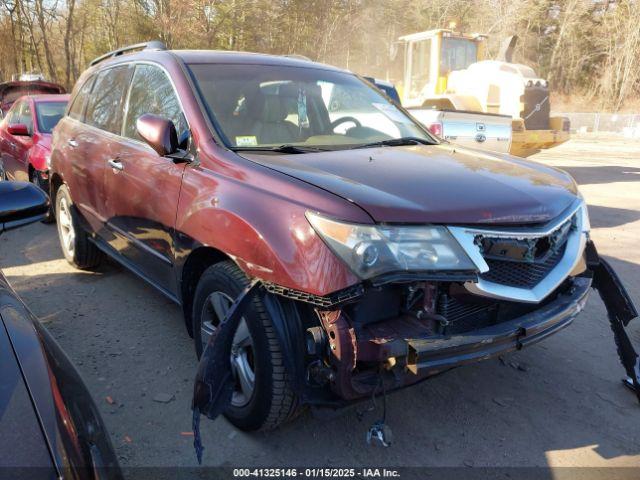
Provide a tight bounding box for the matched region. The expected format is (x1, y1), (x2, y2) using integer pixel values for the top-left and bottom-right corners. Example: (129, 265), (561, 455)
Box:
(0, 0), (638, 111)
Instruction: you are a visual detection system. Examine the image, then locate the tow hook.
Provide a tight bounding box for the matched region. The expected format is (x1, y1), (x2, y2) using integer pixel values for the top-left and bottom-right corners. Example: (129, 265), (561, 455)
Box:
(367, 421), (394, 448)
(363, 371), (393, 448)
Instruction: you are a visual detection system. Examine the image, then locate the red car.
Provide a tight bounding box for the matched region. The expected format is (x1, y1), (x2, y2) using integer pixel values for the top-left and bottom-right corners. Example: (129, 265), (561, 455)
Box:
(0, 95), (69, 193)
(49, 43), (638, 435)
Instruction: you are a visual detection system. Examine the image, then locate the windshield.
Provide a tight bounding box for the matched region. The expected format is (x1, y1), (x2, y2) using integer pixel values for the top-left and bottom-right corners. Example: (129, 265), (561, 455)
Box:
(188, 63), (435, 150)
(440, 38), (478, 73)
(35, 101), (67, 133)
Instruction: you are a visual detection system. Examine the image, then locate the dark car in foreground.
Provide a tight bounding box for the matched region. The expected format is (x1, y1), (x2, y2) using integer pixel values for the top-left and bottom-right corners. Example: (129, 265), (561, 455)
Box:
(0, 95), (69, 191)
(49, 42), (638, 435)
(0, 181), (121, 478)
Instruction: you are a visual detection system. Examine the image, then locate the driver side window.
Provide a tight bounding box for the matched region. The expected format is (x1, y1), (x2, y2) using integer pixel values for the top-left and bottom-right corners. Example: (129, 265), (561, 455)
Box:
(7, 101), (23, 125)
(19, 102), (33, 135)
(123, 64), (188, 145)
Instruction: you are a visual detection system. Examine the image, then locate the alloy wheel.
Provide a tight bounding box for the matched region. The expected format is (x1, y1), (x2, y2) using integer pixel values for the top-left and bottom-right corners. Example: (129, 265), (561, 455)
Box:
(57, 196), (75, 257)
(201, 291), (255, 407)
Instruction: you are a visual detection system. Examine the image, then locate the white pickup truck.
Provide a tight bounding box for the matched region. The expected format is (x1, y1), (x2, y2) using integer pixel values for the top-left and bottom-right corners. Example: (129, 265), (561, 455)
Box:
(365, 78), (513, 154)
(408, 107), (512, 154)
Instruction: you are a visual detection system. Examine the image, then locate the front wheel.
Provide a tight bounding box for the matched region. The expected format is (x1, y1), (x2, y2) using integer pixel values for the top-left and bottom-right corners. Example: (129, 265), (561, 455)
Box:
(30, 170), (54, 223)
(55, 184), (102, 269)
(192, 261), (299, 431)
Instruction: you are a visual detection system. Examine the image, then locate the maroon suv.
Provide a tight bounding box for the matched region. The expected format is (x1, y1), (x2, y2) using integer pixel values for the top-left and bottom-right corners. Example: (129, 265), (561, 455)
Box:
(50, 42), (638, 433)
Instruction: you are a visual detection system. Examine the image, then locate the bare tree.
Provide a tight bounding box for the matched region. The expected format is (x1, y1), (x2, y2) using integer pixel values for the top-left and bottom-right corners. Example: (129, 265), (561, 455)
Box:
(0, 0), (637, 110)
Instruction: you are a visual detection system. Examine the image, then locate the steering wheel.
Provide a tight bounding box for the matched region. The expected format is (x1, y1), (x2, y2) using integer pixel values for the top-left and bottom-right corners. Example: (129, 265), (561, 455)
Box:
(330, 116), (362, 132)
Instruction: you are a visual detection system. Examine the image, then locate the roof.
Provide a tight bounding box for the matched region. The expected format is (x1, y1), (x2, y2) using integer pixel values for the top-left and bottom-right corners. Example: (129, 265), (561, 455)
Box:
(26, 94), (70, 103)
(0, 80), (65, 95)
(0, 81), (67, 111)
(173, 50), (338, 69)
(93, 47), (345, 74)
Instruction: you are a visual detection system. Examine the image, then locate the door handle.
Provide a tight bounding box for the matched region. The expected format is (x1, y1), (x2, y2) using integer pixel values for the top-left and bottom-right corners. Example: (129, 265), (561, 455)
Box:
(68, 139), (78, 148)
(108, 159), (124, 171)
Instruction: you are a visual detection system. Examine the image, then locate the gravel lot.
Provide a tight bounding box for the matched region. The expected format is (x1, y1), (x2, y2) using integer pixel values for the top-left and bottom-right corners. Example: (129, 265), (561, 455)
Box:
(1, 135), (639, 476)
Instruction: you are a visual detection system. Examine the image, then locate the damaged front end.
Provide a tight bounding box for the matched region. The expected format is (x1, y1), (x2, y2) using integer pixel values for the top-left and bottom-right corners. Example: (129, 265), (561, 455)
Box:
(192, 202), (639, 459)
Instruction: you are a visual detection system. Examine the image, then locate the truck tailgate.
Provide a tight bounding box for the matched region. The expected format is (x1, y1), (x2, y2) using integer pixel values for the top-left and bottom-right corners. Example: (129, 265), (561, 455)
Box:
(409, 108), (512, 154)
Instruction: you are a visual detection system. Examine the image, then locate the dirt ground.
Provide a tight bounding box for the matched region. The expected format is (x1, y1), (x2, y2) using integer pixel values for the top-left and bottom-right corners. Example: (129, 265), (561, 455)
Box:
(1, 134), (639, 476)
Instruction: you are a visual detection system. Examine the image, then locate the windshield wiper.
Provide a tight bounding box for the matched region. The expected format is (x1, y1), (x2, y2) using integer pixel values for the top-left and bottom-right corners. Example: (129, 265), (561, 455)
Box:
(231, 144), (328, 154)
(351, 136), (435, 150)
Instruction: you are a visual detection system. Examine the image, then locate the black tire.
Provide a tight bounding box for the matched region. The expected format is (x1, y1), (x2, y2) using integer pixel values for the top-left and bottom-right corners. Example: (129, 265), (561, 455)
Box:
(192, 261), (299, 431)
(30, 170), (54, 223)
(55, 184), (102, 269)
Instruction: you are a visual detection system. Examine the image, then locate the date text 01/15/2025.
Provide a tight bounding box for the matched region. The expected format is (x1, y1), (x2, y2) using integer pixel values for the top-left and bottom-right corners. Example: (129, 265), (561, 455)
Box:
(232, 468), (401, 478)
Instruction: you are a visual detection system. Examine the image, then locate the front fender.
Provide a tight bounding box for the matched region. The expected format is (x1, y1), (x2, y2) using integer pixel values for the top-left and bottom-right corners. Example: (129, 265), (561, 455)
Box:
(175, 151), (368, 297)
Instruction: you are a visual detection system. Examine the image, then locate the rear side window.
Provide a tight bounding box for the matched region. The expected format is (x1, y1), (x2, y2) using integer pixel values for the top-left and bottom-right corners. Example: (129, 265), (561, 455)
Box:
(85, 66), (132, 134)
(123, 64), (188, 143)
(68, 76), (95, 121)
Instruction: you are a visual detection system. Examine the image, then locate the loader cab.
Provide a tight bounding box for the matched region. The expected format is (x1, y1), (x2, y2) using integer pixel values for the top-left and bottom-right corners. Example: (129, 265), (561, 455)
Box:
(400, 29), (485, 107)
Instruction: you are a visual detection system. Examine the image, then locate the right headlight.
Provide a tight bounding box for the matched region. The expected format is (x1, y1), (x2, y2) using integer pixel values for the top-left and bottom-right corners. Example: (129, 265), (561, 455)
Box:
(580, 203), (591, 234)
(306, 212), (477, 279)
(576, 193), (591, 234)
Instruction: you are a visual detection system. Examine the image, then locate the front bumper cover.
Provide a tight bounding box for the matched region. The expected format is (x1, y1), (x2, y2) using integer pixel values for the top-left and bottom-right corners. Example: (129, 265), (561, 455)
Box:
(406, 276), (591, 375)
(588, 245), (640, 402)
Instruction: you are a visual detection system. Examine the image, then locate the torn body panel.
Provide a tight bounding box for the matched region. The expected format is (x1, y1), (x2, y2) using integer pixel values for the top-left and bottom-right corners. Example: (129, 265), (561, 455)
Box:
(588, 249), (640, 403)
(191, 280), (262, 463)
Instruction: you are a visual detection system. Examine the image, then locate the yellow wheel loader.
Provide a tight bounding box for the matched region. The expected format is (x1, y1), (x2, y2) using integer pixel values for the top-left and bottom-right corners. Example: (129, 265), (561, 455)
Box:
(397, 29), (570, 157)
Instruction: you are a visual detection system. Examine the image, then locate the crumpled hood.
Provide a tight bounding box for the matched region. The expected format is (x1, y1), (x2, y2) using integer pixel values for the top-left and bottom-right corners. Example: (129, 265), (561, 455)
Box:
(242, 144), (579, 225)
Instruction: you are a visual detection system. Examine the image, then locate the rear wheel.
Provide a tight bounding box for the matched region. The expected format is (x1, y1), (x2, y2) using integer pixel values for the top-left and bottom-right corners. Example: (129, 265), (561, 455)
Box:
(0, 161), (6, 181)
(55, 184), (102, 269)
(192, 261), (299, 431)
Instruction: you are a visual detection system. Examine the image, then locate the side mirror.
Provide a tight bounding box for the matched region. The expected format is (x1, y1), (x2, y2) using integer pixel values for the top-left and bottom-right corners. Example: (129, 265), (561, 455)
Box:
(0, 181), (49, 232)
(136, 114), (179, 157)
(8, 123), (30, 136)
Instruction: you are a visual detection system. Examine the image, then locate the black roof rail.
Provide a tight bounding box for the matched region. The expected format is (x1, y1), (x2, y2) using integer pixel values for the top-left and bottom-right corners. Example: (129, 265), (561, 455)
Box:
(89, 41), (167, 67)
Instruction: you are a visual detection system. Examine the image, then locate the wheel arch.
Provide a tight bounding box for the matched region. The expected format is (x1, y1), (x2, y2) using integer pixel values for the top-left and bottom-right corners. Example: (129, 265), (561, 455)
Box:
(49, 172), (64, 208)
(179, 245), (232, 337)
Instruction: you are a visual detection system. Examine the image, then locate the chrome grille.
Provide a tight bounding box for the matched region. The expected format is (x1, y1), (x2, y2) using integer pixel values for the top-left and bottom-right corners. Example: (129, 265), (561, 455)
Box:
(480, 243), (567, 288)
(474, 213), (575, 289)
(448, 202), (588, 303)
